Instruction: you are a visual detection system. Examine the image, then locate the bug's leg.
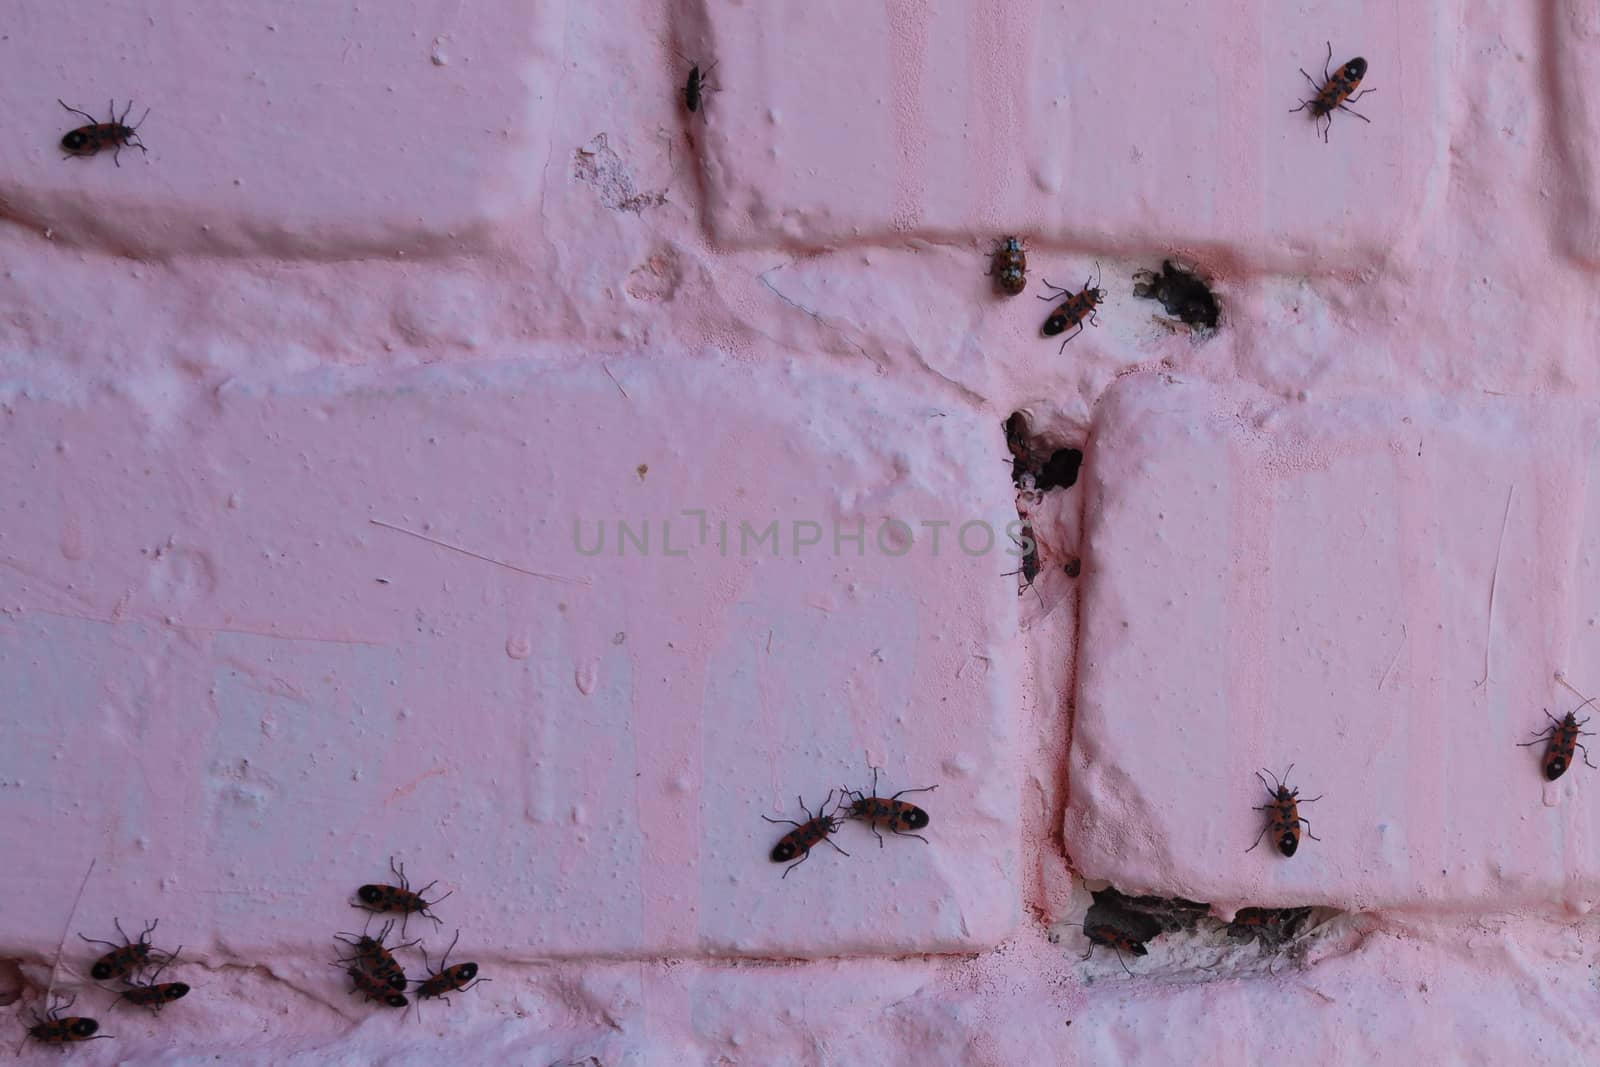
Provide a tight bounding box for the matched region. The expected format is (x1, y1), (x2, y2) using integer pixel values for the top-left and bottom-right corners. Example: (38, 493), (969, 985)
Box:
(781, 848), (811, 879)
(1297, 794), (1323, 805)
(1578, 742), (1598, 770)
(1347, 89), (1375, 103)
(1056, 323), (1084, 353)
(1299, 68), (1319, 92)
(1322, 41), (1333, 83)
(821, 834), (851, 857)
(114, 917), (132, 943)
(870, 820), (885, 847)
(1289, 98), (1312, 115)
(1080, 944), (1093, 962)
(1244, 822), (1270, 853)
(1337, 104), (1372, 124)
(1298, 817), (1321, 841)
(1517, 731), (1556, 747)
(1036, 279), (1071, 302)
(889, 827), (931, 845)
(888, 786), (938, 801)
(78, 933), (119, 950)
(762, 815), (804, 829)
(59, 99), (98, 124)
(1113, 946), (1133, 976)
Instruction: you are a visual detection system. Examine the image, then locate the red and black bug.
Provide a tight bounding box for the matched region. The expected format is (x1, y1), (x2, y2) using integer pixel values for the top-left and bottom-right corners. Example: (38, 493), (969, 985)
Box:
(58, 99), (149, 166)
(1038, 265), (1106, 351)
(1245, 765), (1321, 858)
(414, 930), (490, 1005)
(334, 919), (415, 992)
(842, 766), (937, 847)
(762, 791), (850, 877)
(986, 235), (1029, 295)
(118, 951), (190, 1014)
(347, 966), (409, 1009)
(355, 858), (451, 935)
(27, 994), (110, 1045)
(675, 51), (717, 114)
(80, 917), (170, 981)
(1289, 42), (1374, 143)
(1518, 699), (1598, 781)
(1063, 922), (1147, 975)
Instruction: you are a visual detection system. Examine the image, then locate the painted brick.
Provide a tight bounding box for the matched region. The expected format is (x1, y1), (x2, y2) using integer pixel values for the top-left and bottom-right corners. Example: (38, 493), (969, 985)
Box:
(1552, 0), (1600, 267)
(0, 1), (561, 257)
(697, 1), (1442, 268)
(1067, 374), (1600, 912)
(0, 355), (1019, 960)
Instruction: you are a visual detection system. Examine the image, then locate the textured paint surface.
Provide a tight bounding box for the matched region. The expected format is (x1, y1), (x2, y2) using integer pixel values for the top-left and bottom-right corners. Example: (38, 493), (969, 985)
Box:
(3, 0), (1600, 1062)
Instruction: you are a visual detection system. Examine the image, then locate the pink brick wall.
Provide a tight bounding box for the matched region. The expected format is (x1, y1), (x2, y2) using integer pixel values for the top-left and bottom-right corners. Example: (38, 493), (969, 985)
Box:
(3, 0), (1600, 1062)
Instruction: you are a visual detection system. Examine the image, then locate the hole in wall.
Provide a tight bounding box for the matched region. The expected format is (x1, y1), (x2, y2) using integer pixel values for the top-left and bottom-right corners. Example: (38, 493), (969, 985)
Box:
(1051, 887), (1343, 978)
(0, 958), (24, 1006)
(1132, 259), (1220, 333)
(1005, 411), (1082, 492)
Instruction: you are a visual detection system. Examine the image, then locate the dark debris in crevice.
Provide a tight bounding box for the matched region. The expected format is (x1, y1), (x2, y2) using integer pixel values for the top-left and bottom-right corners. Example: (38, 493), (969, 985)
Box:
(1005, 411), (1083, 492)
(1132, 259), (1220, 331)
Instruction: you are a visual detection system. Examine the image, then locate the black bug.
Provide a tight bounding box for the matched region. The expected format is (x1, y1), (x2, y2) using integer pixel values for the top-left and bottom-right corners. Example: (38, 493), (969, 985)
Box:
(1039, 265), (1107, 351)
(1245, 765), (1322, 858)
(347, 966), (408, 1009)
(1290, 42), (1374, 142)
(334, 919), (416, 992)
(676, 52), (717, 114)
(80, 917), (170, 982)
(842, 766), (937, 847)
(1005, 525), (1043, 602)
(117, 951), (190, 1014)
(355, 857), (451, 936)
(414, 930), (490, 1006)
(1518, 699), (1599, 781)
(58, 98), (149, 166)
(27, 994), (109, 1045)
(762, 791), (849, 877)
(1061, 922), (1147, 976)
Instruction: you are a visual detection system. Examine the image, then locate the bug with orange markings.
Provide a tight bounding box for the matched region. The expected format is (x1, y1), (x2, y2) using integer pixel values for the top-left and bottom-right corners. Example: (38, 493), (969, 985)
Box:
(355, 857), (451, 935)
(27, 994), (110, 1045)
(1518, 698), (1598, 781)
(414, 930), (490, 1006)
(1245, 765), (1321, 858)
(334, 919), (415, 992)
(1290, 42), (1374, 143)
(986, 236), (1029, 296)
(1038, 265), (1106, 351)
(1062, 922), (1147, 975)
(842, 766), (937, 847)
(347, 965), (409, 1008)
(58, 99), (149, 166)
(118, 952), (190, 1014)
(762, 791), (850, 877)
(80, 917), (171, 981)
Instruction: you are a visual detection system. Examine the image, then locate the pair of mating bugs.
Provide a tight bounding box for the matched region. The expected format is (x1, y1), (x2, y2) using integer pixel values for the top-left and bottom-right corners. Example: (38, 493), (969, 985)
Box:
(763, 768), (937, 877)
(338, 923), (487, 1011)
(347, 858), (485, 1010)
(27, 918), (188, 1046)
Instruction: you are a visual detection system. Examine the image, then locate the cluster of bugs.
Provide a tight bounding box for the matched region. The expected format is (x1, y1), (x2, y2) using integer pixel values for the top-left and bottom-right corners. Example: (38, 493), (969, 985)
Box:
(763, 768), (937, 877)
(344, 858), (487, 1012)
(25, 917), (189, 1048)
